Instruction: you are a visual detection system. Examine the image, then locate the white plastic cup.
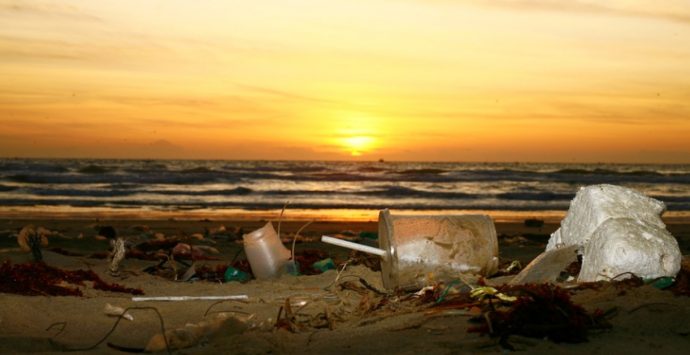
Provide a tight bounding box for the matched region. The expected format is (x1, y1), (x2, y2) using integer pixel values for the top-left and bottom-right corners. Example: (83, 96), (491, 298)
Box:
(243, 222), (291, 279)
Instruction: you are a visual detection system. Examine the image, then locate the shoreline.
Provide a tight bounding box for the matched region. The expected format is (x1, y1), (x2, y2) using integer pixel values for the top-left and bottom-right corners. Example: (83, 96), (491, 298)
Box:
(1, 206), (690, 224)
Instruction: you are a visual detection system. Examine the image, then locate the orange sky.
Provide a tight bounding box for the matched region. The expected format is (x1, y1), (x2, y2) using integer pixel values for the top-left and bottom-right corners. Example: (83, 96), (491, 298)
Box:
(1, 0), (689, 163)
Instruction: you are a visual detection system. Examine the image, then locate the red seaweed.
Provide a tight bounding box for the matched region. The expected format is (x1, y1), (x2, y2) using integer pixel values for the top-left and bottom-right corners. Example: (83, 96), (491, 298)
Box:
(195, 263), (233, 282)
(469, 284), (609, 343)
(194, 261), (255, 282)
(0, 261), (143, 296)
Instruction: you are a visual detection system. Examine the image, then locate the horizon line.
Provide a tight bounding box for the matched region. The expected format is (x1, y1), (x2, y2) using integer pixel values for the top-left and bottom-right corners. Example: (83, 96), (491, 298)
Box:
(1, 155), (689, 165)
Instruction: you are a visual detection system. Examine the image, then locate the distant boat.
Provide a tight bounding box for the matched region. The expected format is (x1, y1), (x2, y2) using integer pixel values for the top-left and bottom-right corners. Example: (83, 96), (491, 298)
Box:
(378, 158), (385, 163)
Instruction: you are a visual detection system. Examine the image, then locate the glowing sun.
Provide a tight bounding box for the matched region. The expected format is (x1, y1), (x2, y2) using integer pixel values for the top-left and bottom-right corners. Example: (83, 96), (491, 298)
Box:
(342, 135), (375, 156)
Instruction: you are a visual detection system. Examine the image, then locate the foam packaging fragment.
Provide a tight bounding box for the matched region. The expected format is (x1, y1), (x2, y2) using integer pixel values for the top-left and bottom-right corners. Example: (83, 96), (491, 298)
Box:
(547, 184), (666, 252)
(579, 218), (681, 281)
(545, 184), (681, 282)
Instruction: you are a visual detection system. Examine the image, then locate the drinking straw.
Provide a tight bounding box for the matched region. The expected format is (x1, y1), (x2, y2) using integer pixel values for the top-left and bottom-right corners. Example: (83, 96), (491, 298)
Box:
(132, 295), (249, 302)
(321, 235), (387, 258)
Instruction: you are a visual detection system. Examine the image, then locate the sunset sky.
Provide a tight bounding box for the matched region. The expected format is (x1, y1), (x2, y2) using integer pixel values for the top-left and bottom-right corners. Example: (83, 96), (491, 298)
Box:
(1, 0), (689, 163)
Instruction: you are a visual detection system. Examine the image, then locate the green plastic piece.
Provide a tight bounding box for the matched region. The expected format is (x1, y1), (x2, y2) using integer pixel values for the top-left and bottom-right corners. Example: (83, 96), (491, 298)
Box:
(312, 258), (336, 273)
(650, 277), (675, 289)
(224, 266), (250, 283)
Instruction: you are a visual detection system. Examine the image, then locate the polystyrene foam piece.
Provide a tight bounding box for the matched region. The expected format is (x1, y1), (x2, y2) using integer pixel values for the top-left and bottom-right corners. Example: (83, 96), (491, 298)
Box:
(578, 218), (681, 282)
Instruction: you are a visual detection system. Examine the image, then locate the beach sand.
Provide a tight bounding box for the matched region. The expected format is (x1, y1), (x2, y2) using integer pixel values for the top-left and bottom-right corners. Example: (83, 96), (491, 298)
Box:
(1, 217), (689, 354)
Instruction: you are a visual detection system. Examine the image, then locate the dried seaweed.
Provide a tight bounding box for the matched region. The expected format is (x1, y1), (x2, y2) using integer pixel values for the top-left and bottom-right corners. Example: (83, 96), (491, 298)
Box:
(469, 284), (610, 343)
(0, 261), (143, 296)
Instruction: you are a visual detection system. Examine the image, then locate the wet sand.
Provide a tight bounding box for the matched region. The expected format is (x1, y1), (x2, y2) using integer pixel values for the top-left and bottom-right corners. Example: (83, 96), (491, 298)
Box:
(1, 216), (689, 354)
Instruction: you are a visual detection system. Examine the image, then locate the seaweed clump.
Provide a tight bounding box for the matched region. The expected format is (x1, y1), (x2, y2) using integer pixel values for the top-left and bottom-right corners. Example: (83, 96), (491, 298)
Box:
(470, 283), (609, 344)
(0, 261), (143, 296)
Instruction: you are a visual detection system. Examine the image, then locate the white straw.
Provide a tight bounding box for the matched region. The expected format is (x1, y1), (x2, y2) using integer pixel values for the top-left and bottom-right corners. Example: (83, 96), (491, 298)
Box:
(132, 295), (249, 302)
(321, 235), (387, 257)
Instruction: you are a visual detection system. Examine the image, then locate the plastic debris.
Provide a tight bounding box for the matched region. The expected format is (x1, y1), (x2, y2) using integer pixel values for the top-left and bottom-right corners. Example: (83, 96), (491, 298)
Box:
(547, 184), (666, 252)
(378, 210), (499, 290)
(132, 295), (248, 302)
(545, 184), (681, 282)
(312, 258), (336, 273)
(510, 245), (578, 285)
(579, 218), (681, 281)
(224, 266), (251, 283)
(243, 222), (291, 279)
(103, 303), (134, 321)
(321, 210), (499, 290)
(650, 277), (675, 289)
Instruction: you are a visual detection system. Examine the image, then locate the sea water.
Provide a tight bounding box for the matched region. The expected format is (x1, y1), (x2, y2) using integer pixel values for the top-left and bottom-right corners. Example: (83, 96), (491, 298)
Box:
(0, 159), (689, 219)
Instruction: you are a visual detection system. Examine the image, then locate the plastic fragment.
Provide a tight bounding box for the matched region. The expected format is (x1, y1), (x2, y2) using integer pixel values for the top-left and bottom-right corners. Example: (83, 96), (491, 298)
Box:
(312, 258), (336, 273)
(649, 277), (675, 289)
(224, 266), (251, 282)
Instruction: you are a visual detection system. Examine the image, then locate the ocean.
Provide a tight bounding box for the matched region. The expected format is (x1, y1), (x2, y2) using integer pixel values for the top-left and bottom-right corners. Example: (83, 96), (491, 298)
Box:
(1, 159), (689, 220)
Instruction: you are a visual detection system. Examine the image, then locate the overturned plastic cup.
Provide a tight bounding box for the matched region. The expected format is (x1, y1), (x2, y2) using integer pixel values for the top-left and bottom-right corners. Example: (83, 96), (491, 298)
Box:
(243, 222), (291, 279)
(322, 209), (499, 290)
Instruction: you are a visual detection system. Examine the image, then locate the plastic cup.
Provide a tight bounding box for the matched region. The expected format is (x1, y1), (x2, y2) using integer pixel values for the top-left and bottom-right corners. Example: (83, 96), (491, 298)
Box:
(243, 222), (291, 279)
(378, 209), (499, 290)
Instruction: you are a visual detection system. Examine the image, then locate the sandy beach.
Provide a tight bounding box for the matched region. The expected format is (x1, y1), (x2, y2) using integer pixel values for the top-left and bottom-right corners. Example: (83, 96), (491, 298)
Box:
(1, 215), (689, 354)
(4, 0), (690, 352)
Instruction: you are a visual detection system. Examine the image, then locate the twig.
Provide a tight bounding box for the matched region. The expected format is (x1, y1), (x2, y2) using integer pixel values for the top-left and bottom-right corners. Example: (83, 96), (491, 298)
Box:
(608, 272), (639, 281)
(333, 259), (353, 285)
(322, 261), (354, 290)
(291, 220), (314, 260)
(276, 201), (289, 239)
(204, 299), (251, 317)
(357, 277), (387, 295)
